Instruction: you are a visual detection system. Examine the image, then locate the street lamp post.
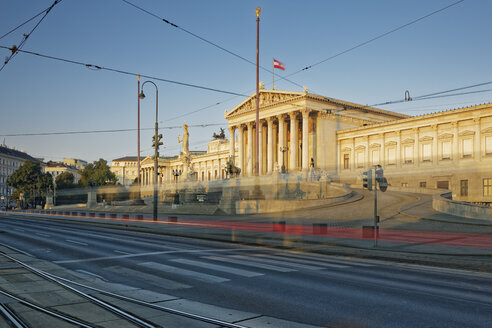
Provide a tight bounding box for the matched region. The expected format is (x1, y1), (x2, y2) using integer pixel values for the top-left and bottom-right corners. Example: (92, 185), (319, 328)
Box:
(280, 146), (288, 173)
(139, 81), (160, 221)
(172, 169), (182, 205)
(255, 6), (261, 176)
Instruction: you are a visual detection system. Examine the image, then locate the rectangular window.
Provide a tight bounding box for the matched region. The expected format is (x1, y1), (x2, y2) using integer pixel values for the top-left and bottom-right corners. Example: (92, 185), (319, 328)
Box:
(343, 154), (350, 169)
(462, 138), (473, 158)
(371, 149), (380, 165)
(484, 178), (492, 196)
(441, 141), (451, 160)
(404, 145), (413, 163)
(437, 181), (449, 189)
(387, 148), (396, 165)
(357, 151), (364, 168)
(486, 136), (492, 155)
(421, 143), (431, 162)
(420, 181), (427, 188)
(460, 180), (468, 197)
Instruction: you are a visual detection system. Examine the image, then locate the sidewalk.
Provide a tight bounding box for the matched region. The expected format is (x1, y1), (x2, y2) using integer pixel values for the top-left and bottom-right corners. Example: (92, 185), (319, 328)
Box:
(399, 196), (492, 226)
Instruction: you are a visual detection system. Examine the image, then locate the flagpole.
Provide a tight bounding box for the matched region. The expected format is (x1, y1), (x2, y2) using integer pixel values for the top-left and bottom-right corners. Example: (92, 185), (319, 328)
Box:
(272, 58), (274, 90)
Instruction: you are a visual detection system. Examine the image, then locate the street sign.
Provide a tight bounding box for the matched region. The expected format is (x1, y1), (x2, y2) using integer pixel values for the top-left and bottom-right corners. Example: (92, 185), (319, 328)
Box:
(379, 177), (388, 192)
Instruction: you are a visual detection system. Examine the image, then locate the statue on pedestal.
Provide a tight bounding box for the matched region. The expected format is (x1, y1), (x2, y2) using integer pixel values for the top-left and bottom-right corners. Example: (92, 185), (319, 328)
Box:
(178, 121), (190, 156)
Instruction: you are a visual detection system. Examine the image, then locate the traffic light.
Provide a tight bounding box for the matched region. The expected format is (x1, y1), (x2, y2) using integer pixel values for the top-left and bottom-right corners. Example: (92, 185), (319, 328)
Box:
(363, 169), (372, 191)
(375, 165), (384, 184)
(152, 134), (163, 149)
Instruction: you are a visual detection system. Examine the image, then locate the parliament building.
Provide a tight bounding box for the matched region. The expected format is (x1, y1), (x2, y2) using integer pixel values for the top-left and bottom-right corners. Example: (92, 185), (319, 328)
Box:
(112, 85), (492, 204)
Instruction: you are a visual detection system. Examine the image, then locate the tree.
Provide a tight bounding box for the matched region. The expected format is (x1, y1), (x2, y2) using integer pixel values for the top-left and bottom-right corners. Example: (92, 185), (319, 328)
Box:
(79, 158), (117, 187)
(55, 172), (76, 189)
(7, 161), (53, 207)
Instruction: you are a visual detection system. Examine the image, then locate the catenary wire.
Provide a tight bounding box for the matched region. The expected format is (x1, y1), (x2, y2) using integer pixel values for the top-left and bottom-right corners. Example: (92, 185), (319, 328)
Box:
(0, 3), (55, 40)
(275, 0), (465, 84)
(371, 81), (492, 106)
(0, 123), (224, 137)
(0, 45), (248, 97)
(120, 0), (304, 90)
(0, 0), (63, 72)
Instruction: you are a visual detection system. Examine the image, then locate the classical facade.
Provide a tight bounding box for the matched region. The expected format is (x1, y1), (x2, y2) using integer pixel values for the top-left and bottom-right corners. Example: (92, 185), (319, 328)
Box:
(110, 156), (140, 186)
(112, 85), (492, 203)
(225, 86), (407, 175)
(337, 103), (492, 202)
(0, 145), (43, 200)
(45, 162), (81, 184)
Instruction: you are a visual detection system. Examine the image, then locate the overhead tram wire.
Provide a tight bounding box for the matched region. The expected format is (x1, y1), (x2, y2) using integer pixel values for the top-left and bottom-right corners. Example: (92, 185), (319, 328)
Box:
(273, 0), (465, 84)
(119, 0), (304, 90)
(0, 0), (63, 72)
(370, 80), (492, 107)
(0, 46), (247, 97)
(0, 123), (225, 138)
(0, 3), (56, 40)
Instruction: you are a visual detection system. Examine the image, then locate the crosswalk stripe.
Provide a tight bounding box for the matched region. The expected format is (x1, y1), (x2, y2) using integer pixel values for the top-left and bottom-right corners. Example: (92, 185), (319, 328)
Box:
(230, 255), (323, 271)
(203, 256), (296, 273)
(105, 266), (191, 290)
(139, 262), (230, 283)
(281, 252), (374, 267)
(170, 258), (263, 277)
(254, 254), (348, 269)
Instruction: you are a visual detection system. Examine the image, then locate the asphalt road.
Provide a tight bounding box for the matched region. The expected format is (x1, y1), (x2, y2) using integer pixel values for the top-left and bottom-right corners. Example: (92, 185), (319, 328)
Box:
(0, 215), (491, 327)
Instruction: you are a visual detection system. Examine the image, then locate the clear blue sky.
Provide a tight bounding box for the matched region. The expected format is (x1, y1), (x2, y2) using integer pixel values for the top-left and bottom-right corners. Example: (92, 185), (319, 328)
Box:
(1, 0), (491, 163)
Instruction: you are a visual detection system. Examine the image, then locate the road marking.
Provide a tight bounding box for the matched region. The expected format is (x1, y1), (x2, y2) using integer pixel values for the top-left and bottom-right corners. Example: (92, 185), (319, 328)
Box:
(65, 239), (88, 246)
(255, 254), (348, 269)
(53, 248), (255, 264)
(139, 262), (230, 283)
(75, 269), (107, 281)
(35, 232), (50, 237)
(203, 256), (296, 273)
(170, 258), (263, 277)
(113, 250), (132, 255)
(231, 255), (323, 271)
(14, 228), (25, 232)
(105, 266), (191, 290)
(284, 252), (374, 267)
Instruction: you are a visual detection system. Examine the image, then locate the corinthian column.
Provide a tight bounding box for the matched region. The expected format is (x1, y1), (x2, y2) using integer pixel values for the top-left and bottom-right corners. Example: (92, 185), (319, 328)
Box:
(301, 109), (310, 170)
(289, 112), (298, 170)
(228, 126), (236, 161)
(238, 125), (244, 175)
(258, 122), (264, 175)
(267, 117), (274, 173)
(278, 114), (286, 170)
(247, 122), (254, 176)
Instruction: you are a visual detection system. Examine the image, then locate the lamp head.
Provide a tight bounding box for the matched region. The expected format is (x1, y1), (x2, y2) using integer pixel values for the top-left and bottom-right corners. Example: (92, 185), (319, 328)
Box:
(139, 91), (145, 99)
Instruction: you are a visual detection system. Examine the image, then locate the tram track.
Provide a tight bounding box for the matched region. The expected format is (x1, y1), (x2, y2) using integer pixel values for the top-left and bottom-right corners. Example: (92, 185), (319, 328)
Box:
(0, 250), (250, 328)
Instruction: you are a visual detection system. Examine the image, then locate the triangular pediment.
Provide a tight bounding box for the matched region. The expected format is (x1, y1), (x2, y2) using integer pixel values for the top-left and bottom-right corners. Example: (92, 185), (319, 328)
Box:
(224, 89), (304, 119)
(140, 155), (153, 165)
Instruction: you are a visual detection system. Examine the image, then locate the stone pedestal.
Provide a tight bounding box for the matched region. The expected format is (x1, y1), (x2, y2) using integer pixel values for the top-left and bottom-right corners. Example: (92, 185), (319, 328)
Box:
(87, 191), (97, 208)
(44, 196), (53, 209)
(218, 179), (241, 214)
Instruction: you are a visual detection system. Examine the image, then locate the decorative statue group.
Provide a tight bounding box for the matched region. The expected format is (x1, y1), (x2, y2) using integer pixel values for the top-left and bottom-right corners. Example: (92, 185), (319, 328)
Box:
(225, 156), (241, 178)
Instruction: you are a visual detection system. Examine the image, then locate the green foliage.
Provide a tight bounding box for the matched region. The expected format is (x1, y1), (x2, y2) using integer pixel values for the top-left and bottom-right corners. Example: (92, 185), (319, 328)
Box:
(7, 161), (53, 206)
(79, 158), (117, 187)
(55, 172), (76, 189)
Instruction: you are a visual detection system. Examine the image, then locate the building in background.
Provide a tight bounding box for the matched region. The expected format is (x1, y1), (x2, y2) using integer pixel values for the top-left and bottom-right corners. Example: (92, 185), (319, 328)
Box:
(0, 145), (44, 201)
(62, 158), (87, 170)
(110, 156), (139, 186)
(45, 162), (81, 184)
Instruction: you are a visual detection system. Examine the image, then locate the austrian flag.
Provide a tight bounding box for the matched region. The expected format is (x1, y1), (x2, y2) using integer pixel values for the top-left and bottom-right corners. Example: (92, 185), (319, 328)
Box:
(273, 58), (285, 70)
